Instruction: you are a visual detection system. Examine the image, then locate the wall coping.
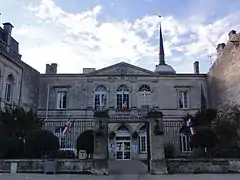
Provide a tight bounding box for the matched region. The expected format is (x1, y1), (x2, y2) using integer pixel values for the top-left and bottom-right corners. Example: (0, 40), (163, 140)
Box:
(167, 158), (240, 161)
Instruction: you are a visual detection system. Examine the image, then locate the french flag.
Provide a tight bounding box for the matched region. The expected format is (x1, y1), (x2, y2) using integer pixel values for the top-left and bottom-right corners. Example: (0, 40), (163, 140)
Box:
(187, 118), (196, 135)
(122, 94), (127, 112)
(62, 119), (72, 136)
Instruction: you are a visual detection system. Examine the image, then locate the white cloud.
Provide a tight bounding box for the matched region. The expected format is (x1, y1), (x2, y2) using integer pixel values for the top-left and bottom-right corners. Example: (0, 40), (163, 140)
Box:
(8, 0), (240, 73)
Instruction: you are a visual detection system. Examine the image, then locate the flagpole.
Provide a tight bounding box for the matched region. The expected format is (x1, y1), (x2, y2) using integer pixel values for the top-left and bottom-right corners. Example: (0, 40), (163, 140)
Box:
(59, 128), (62, 147)
(45, 84), (50, 121)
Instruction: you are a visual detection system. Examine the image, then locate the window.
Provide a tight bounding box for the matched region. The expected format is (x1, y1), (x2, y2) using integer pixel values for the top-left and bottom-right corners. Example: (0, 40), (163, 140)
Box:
(5, 74), (14, 103)
(139, 136), (147, 153)
(94, 85), (107, 110)
(138, 125), (147, 153)
(116, 85), (129, 111)
(179, 133), (193, 153)
(178, 91), (189, 109)
(138, 85), (151, 107)
(57, 91), (67, 109)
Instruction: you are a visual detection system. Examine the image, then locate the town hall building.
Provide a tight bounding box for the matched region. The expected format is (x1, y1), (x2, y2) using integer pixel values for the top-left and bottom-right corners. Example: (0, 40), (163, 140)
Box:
(0, 19), (240, 170)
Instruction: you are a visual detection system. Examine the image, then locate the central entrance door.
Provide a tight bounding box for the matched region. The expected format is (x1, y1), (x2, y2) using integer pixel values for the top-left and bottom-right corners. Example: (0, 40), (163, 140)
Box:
(115, 137), (131, 160)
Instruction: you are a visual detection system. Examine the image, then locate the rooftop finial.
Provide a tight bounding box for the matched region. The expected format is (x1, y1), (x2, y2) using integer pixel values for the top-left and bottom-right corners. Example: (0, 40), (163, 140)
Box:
(158, 15), (165, 65)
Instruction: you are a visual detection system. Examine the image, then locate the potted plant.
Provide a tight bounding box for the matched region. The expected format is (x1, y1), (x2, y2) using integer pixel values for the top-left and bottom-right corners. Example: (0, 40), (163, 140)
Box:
(132, 131), (139, 139)
(153, 119), (164, 135)
(153, 125), (164, 135)
(108, 131), (116, 139)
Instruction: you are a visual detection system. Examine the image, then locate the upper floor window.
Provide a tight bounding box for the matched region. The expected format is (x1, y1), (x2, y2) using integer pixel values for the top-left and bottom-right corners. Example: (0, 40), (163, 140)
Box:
(57, 91), (67, 109)
(5, 74), (14, 103)
(138, 85), (151, 108)
(178, 90), (189, 109)
(94, 85), (107, 110)
(116, 85), (129, 112)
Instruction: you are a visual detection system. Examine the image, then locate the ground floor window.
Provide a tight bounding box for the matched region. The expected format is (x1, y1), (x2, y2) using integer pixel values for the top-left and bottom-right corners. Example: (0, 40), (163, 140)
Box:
(179, 133), (193, 153)
(138, 135), (147, 153)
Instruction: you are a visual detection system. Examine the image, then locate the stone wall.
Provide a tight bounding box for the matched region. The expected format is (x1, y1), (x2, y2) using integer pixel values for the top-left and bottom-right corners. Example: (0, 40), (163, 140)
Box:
(0, 159), (108, 175)
(208, 30), (240, 109)
(167, 159), (240, 174)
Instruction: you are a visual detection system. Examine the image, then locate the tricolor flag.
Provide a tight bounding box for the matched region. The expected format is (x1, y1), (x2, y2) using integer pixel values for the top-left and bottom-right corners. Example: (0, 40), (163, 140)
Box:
(186, 118), (196, 135)
(122, 94), (127, 112)
(62, 119), (72, 136)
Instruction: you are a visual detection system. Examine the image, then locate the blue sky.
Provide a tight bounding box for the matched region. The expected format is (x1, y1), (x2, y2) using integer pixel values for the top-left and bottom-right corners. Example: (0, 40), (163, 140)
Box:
(0, 0), (240, 73)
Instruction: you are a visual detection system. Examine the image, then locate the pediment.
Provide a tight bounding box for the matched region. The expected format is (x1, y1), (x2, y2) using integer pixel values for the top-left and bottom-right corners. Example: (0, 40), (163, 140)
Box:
(86, 62), (155, 76)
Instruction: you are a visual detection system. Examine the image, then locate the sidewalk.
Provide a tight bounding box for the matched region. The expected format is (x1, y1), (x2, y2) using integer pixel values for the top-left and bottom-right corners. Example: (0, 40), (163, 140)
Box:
(1, 174), (240, 180)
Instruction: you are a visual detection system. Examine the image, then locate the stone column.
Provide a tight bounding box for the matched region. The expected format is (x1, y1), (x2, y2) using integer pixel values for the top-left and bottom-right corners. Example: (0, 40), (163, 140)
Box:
(92, 111), (109, 175)
(147, 111), (168, 174)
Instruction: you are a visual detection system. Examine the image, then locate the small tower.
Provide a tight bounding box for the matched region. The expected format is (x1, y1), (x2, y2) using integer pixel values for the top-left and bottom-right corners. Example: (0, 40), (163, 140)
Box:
(154, 17), (176, 75)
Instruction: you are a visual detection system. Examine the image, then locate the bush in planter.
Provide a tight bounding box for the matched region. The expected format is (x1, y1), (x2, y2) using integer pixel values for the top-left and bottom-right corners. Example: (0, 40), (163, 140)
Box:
(76, 130), (94, 158)
(25, 129), (59, 158)
(0, 137), (24, 158)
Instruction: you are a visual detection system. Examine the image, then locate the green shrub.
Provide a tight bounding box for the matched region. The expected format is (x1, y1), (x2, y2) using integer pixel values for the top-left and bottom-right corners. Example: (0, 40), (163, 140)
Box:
(25, 129), (59, 158)
(0, 137), (24, 158)
(76, 130), (94, 156)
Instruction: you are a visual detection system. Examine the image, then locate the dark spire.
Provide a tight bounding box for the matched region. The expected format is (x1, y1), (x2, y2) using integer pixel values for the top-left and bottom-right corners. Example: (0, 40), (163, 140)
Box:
(159, 19), (165, 65)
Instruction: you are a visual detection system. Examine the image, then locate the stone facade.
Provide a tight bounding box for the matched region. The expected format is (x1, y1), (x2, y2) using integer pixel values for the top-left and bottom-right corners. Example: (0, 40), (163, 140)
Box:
(208, 30), (240, 109)
(0, 22), (40, 112)
(2, 21), (240, 174)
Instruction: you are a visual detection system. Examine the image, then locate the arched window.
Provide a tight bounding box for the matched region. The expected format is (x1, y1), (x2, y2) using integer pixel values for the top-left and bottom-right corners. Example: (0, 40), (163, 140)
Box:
(138, 124), (147, 153)
(179, 127), (193, 153)
(5, 74), (14, 103)
(116, 85), (129, 111)
(94, 85), (107, 110)
(138, 85), (151, 108)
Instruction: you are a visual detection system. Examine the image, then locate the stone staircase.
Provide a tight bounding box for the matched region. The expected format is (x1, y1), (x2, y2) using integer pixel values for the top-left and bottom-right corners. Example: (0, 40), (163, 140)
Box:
(108, 160), (149, 174)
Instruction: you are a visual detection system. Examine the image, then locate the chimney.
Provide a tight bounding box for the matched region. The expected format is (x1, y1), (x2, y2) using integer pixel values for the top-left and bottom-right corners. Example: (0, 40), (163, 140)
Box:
(51, 63), (58, 74)
(45, 63), (58, 74)
(193, 61), (199, 74)
(228, 30), (236, 40)
(3, 22), (14, 46)
(216, 43), (225, 56)
(45, 64), (52, 74)
(83, 68), (96, 74)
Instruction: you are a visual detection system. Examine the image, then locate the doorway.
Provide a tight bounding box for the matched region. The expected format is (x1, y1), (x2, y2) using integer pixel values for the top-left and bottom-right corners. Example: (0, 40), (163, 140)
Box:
(115, 136), (131, 160)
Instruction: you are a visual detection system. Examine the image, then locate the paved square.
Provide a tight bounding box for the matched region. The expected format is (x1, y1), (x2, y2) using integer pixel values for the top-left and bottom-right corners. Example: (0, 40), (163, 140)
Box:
(1, 174), (240, 180)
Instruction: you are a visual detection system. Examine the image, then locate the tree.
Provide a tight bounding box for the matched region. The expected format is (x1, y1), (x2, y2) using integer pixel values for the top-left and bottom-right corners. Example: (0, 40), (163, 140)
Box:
(211, 104), (240, 157)
(25, 129), (59, 158)
(76, 130), (94, 158)
(0, 107), (43, 138)
(0, 137), (24, 158)
(190, 109), (217, 157)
